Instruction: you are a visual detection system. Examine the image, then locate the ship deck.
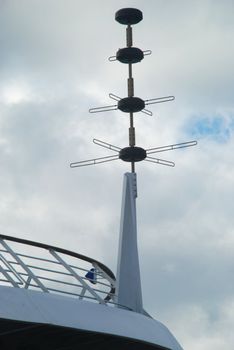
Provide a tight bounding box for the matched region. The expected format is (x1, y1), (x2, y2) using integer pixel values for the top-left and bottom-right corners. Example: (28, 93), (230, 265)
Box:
(0, 235), (182, 350)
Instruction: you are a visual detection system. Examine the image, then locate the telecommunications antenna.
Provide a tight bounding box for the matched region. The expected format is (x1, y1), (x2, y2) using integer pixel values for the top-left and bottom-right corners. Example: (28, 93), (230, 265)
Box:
(70, 8), (197, 173)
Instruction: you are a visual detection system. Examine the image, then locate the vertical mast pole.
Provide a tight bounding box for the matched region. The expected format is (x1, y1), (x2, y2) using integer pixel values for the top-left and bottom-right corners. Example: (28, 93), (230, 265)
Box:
(116, 18), (142, 313)
(126, 25), (135, 173)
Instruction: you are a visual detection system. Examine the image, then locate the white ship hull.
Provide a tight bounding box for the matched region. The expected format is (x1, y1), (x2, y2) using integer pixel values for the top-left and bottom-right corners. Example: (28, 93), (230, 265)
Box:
(0, 285), (182, 350)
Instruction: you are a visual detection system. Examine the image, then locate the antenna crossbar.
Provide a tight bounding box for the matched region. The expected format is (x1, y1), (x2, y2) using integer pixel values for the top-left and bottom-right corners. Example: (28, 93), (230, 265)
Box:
(141, 108), (153, 116)
(89, 104), (117, 113)
(70, 155), (119, 168)
(145, 156), (175, 167)
(146, 140), (197, 155)
(93, 139), (121, 152)
(109, 93), (121, 101)
(145, 96), (175, 105)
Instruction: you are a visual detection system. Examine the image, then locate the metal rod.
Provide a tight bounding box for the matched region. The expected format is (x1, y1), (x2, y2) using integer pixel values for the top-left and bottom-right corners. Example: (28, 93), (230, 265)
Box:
(146, 140), (197, 154)
(70, 155), (119, 168)
(0, 253), (25, 285)
(108, 55), (117, 61)
(0, 264), (20, 288)
(128, 63), (133, 81)
(128, 77), (134, 96)
(129, 127), (135, 147)
(93, 138), (121, 152)
(141, 108), (153, 116)
(89, 104), (117, 113)
(143, 50), (152, 56)
(126, 24), (135, 173)
(109, 93), (121, 101)
(129, 114), (133, 128)
(21, 264), (72, 276)
(0, 239), (49, 292)
(15, 253), (59, 264)
(126, 25), (132, 47)
(145, 95), (175, 105)
(145, 156), (175, 167)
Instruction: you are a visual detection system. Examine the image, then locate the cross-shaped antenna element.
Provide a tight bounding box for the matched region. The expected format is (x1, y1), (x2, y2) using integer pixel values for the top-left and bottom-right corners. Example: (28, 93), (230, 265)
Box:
(70, 139), (197, 169)
(89, 94), (175, 117)
(71, 7), (197, 173)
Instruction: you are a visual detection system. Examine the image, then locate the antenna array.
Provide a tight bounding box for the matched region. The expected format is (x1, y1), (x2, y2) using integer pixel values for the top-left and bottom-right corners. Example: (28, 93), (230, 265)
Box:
(70, 8), (197, 173)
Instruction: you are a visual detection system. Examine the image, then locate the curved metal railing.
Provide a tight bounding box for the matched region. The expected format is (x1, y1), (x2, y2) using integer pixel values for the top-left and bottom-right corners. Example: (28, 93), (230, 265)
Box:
(0, 234), (116, 306)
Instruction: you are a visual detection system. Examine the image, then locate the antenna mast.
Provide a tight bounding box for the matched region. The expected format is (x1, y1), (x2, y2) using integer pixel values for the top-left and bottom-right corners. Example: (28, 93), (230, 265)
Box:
(70, 8), (196, 171)
(70, 6), (197, 315)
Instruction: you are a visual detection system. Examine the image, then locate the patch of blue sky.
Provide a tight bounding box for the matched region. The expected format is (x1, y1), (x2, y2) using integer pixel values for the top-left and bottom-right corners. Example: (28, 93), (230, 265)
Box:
(184, 114), (234, 143)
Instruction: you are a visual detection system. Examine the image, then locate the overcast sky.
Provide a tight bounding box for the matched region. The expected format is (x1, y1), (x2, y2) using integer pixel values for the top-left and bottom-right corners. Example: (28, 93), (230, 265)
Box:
(0, 1), (234, 349)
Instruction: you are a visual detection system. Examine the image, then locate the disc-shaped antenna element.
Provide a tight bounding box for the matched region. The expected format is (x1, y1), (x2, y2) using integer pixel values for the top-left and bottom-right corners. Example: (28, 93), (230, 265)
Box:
(116, 47), (144, 64)
(115, 8), (143, 25)
(119, 147), (146, 162)
(118, 97), (145, 113)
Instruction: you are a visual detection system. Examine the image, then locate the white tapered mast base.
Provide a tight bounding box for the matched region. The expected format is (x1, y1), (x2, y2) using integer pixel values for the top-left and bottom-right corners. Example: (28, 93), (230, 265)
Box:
(116, 172), (143, 313)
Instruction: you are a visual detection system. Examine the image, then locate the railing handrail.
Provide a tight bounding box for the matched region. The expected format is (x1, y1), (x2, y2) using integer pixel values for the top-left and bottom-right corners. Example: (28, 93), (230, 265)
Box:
(0, 234), (116, 304)
(0, 234), (115, 281)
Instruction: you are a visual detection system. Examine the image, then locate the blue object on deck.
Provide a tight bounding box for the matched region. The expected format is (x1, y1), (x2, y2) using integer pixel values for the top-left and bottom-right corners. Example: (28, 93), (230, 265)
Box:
(85, 268), (97, 284)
